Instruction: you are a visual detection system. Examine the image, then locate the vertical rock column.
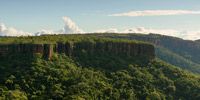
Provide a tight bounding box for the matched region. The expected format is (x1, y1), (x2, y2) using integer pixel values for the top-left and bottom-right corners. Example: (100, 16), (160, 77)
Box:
(32, 44), (44, 54)
(57, 42), (66, 54)
(43, 44), (53, 60)
(65, 42), (73, 56)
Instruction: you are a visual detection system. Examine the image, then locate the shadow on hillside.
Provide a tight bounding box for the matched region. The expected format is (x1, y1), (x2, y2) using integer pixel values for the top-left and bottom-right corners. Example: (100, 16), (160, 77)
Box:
(0, 53), (38, 83)
(72, 52), (151, 72)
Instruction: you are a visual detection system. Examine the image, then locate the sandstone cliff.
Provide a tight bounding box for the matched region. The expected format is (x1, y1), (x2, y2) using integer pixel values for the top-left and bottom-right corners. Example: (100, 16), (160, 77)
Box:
(0, 41), (155, 61)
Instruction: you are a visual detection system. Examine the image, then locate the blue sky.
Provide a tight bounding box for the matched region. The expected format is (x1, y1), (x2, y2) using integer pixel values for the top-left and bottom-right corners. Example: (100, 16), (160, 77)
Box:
(0, 0), (200, 39)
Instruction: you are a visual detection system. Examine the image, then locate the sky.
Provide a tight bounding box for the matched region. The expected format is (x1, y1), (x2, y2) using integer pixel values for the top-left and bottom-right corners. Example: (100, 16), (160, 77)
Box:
(0, 0), (200, 40)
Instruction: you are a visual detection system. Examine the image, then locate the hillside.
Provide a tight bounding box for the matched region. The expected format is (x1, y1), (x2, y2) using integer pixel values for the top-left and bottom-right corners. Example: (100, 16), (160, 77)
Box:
(195, 40), (200, 43)
(94, 33), (200, 74)
(0, 34), (200, 74)
(0, 35), (199, 99)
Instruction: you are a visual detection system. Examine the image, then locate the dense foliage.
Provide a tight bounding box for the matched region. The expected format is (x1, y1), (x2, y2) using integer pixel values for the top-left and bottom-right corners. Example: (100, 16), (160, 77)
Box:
(155, 46), (200, 73)
(0, 34), (199, 99)
(1, 33), (199, 73)
(95, 33), (200, 73)
(0, 53), (200, 99)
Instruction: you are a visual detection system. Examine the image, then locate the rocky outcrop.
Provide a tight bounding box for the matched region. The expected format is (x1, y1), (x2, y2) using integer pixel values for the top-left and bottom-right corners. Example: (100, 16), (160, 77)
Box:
(0, 44), (52, 60)
(0, 44), (44, 56)
(58, 41), (155, 60)
(0, 41), (155, 61)
(43, 44), (53, 60)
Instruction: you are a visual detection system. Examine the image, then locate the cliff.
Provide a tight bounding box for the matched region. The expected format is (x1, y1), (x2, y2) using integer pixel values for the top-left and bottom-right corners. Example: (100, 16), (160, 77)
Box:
(0, 41), (155, 61)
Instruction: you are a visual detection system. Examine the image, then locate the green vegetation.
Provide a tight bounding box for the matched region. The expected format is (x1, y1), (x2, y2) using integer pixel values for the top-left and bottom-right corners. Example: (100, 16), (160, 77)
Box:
(155, 46), (200, 73)
(0, 34), (147, 44)
(0, 34), (199, 99)
(0, 53), (199, 99)
(95, 33), (200, 74)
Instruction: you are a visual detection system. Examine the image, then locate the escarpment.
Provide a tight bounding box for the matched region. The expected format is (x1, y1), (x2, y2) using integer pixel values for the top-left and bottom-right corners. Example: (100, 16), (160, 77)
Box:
(0, 44), (44, 55)
(0, 41), (155, 61)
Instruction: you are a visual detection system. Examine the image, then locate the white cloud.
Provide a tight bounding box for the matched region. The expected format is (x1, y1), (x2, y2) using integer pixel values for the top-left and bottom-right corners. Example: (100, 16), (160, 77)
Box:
(110, 10), (200, 17)
(123, 27), (200, 40)
(1, 16), (200, 40)
(62, 16), (84, 34)
(36, 16), (84, 35)
(179, 31), (200, 40)
(0, 16), (84, 36)
(0, 23), (33, 36)
(95, 28), (118, 33)
(34, 30), (56, 36)
(122, 27), (179, 36)
(94, 27), (200, 40)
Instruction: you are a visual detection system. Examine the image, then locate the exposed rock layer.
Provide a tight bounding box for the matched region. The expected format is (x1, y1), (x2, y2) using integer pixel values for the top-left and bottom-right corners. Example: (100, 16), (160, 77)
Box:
(0, 41), (155, 60)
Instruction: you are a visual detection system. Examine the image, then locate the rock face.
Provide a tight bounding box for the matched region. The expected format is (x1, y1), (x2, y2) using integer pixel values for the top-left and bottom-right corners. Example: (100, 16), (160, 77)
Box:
(0, 41), (155, 61)
(43, 44), (53, 60)
(0, 44), (44, 56)
(59, 41), (155, 60)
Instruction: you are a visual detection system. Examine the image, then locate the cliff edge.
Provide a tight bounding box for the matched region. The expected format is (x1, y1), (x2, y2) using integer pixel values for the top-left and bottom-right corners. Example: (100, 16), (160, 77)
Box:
(0, 40), (155, 61)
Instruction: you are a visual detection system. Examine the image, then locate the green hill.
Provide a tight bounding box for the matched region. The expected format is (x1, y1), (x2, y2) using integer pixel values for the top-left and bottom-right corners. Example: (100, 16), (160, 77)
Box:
(0, 35), (199, 100)
(195, 40), (200, 43)
(94, 33), (200, 74)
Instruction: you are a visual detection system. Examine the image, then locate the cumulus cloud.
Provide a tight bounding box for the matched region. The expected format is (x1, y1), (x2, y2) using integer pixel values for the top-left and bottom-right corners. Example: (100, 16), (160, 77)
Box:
(0, 23), (32, 36)
(94, 27), (200, 40)
(123, 27), (200, 40)
(62, 16), (84, 34)
(36, 16), (84, 35)
(1, 16), (200, 40)
(110, 10), (200, 17)
(0, 16), (84, 36)
(95, 28), (118, 33)
(179, 31), (200, 40)
(34, 30), (56, 36)
(123, 27), (179, 36)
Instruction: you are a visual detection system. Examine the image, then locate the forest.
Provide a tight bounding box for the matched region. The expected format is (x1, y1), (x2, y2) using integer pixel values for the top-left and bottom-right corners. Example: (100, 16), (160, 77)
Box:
(0, 34), (199, 100)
